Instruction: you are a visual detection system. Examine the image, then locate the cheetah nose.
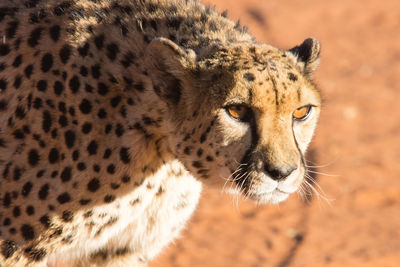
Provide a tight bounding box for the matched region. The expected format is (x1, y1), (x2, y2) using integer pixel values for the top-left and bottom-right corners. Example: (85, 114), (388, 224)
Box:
(264, 164), (297, 181)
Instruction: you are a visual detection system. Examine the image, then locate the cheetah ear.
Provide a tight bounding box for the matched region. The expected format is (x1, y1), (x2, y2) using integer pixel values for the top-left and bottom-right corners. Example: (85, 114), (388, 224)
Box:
(286, 38), (321, 76)
(145, 38), (196, 105)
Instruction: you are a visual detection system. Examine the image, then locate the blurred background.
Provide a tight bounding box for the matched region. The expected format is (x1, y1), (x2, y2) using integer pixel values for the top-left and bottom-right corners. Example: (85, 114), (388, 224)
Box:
(152, 0), (400, 266)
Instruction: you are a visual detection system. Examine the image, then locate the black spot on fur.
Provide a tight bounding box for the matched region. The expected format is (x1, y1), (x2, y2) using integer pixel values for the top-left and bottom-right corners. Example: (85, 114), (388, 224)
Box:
(69, 75), (80, 93)
(62, 210), (73, 222)
(105, 124), (112, 134)
(103, 149), (112, 159)
(49, 148), (59, 163)
(12, 55), (22, 67)
(134, 82), (145, 92)
(82, 122), (92, 134)
(3, 192), (11, 207)
(104, 195), (116, 203)
(29, 9), (47, 24)
(0, 79), (7, 91)
(167, 17), (182, 30)
(192, 161), (203, 168)
(57, 192), (71, 204)
(13, 206), (21, 217)
(184, 147), (191, 155)
(51, 171), (58, 178)
(77, 162), (86, 171)
(115, 123), (124, 137)
(54, 1), (72, 16)
(0, 62), (6, 72)
(59, 45), (72, 64)
(106, 43), (119, 61)
(94, 34), (105, 49)
(36, 170), (45, 178)
(200, 133), (206, 143)
(97, 108), (107, 119)
(79, 199), (91, 205)
(24, 64), (34, 78)
(1, 240), (17, 259)
(24, 246), (47, 261)
(97, 82), (109, 95)
(58, 102), (67, 113)
(25, 205), (35, 216)
(119, 147), (130, 164)
(91, 64), (101, 79)
(28, 27), (43, 47)
(15, 105), (26, 119)
(49, 25), (61, 42)
(26, 205), (35, 215)
(72, 150), (79, 161)
(38, 184), (49, 200)
(87, 178), (100, 192)
(13, 129), (24, 139)
(37, 80), (47, 91)
(120, 51), (135, 68)
(53, 80), (64, 95)
(60, 166), (72, 182)
(87, 140), (98, 155)
(21, 224), (35, 240)
(3, 217), (11, 225)
(59, 116), (68, 127)
(22, 182), (33, 197)
(0, 44), (10, 56)
(40, 215), (51, 228)
(80, 66), (88, 76)
(110, 183), (120, 189)
(244, 72), (255, 81)
(33, 97), (43, 109)
(41, 53), (53, 72)
(106, 164), (115, 174)
(78, 42), (90, 57)
(64, 130), (76, 148)
(42, 110), (52, 132)
(13, 75), (22, 89)
(13, 167), (22, 180)
(288, 73), (298, 81)
(110, 96), (121, 107)
(93, 164), (100, 172)
(6, 20), (19, 39)
(79, 99), (92, 114)
(28, 149), (40, 166)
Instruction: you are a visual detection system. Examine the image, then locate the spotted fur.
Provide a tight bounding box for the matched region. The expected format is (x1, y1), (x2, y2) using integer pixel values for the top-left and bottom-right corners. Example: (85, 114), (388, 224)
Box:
(0, 0), (321, 266)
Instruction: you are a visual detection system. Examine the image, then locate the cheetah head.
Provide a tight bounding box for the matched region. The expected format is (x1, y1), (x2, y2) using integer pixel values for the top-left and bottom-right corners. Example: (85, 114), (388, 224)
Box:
(146, 38), (321, 204)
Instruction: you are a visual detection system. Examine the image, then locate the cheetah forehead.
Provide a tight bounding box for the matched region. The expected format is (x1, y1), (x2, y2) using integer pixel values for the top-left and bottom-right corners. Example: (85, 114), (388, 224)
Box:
(199, 44), (314, 109)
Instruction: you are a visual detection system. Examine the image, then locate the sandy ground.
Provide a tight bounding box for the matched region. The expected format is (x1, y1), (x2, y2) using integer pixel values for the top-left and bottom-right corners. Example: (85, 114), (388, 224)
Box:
(151, 0), (400, 266)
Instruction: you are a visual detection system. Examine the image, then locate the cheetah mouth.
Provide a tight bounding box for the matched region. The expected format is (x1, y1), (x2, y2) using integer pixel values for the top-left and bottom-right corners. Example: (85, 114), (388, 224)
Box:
(228, 159), (305, 204)
(247, 188), (290, 204)
(230, 168), (304, 204)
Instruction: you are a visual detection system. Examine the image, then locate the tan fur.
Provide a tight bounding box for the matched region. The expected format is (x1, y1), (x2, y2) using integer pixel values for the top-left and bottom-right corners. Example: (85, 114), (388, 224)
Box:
(0, 0), (321, 266)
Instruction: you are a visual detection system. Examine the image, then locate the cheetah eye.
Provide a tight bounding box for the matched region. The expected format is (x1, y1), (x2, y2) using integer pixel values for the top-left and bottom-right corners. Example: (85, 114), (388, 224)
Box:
(293, 105), (312, 121)
(226, 105), (249, 121)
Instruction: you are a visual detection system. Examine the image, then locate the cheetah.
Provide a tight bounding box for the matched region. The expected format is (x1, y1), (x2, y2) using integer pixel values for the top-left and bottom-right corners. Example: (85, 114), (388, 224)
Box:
(0, 0), (321, 266)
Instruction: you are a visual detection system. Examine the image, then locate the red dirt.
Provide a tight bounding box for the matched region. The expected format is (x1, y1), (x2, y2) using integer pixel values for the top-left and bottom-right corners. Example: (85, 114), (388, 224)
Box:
(151, 0), (400, 266)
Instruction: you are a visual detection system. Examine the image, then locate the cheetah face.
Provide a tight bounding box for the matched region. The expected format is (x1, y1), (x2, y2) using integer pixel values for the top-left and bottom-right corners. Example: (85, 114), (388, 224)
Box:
(146, 38), (321, 204)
